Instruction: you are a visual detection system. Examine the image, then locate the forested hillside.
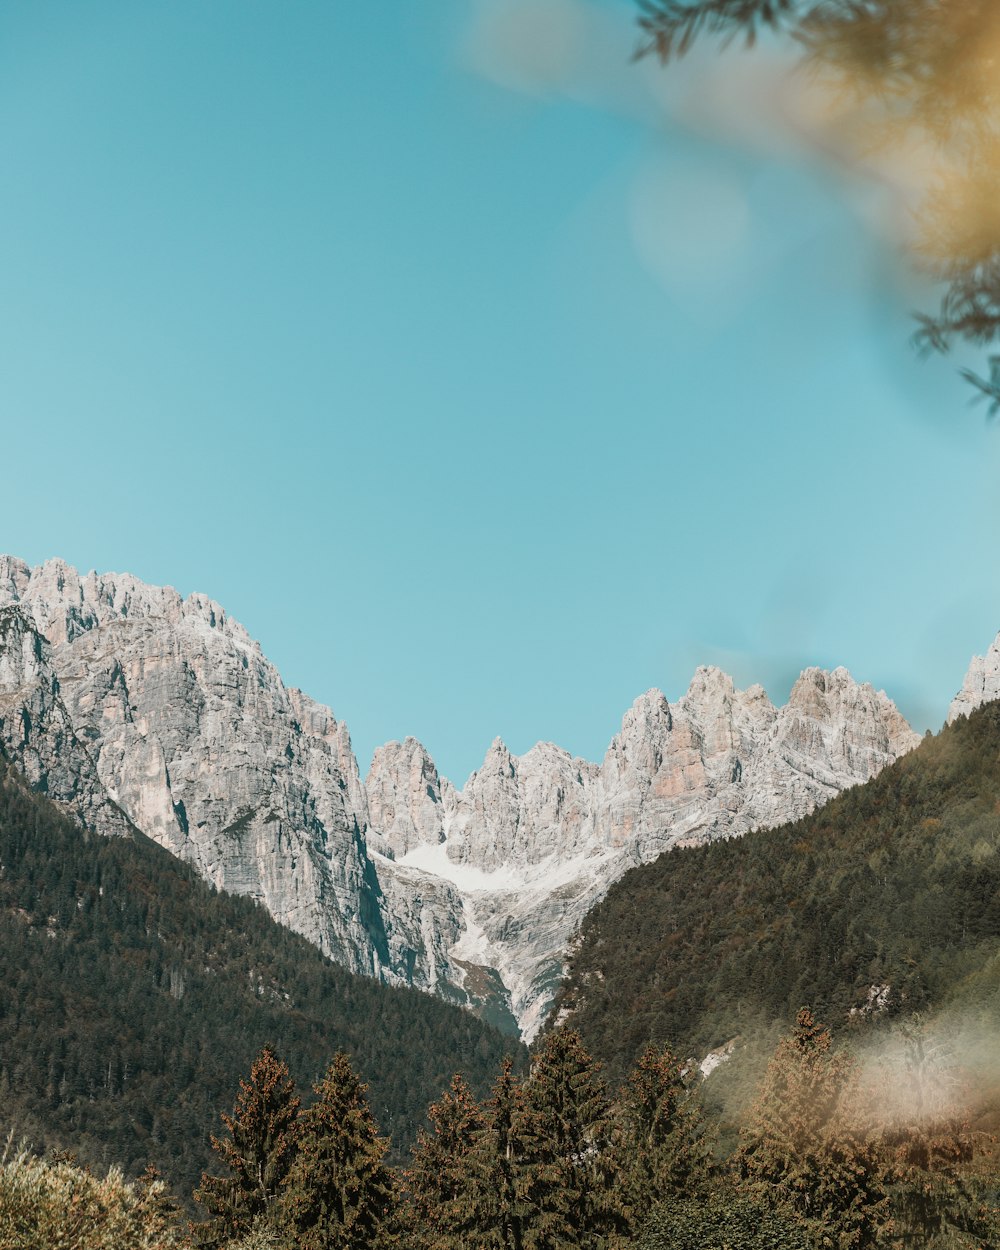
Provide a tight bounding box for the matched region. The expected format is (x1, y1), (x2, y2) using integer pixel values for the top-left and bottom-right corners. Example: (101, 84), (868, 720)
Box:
(0, 753), (521, 1197)
(558, 703), (1000, 1085)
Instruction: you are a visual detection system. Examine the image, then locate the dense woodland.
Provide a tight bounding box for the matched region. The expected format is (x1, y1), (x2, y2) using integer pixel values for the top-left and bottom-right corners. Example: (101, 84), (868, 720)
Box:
(4, 706), (1000, 1244)
(4, 1012), (999, 1248)
(559, 703), (1000, 1089)
(0, 754), (519, 1197)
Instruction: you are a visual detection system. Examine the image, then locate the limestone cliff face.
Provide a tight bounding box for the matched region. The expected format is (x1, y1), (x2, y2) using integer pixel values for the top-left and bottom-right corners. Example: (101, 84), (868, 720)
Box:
(366, 738), (450, 858)
(0, 556), (922, 1039)
(368, 662), (921, 1036)
(0, 556), (393, 983)
(0, 603), (132, 837)
(948, 631), (1000, 723)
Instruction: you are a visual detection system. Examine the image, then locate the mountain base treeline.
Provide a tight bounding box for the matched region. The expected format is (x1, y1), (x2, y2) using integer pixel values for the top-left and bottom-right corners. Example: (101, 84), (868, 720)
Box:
(558, 702), (1000, 1099)
(0, 753), (520, 1197)
(4, 1013), (999, 1249)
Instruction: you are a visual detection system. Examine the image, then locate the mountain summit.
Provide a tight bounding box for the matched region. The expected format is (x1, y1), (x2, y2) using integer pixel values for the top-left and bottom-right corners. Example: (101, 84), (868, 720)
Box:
(0, 556), (921, 1036)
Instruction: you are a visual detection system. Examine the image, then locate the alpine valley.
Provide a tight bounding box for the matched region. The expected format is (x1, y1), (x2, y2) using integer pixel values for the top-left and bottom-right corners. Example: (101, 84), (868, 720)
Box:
(0, 556), (928, 1040)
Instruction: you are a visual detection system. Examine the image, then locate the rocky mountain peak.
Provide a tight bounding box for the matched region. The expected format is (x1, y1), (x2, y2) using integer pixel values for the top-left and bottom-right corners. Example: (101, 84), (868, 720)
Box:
(0, 558), (260, 656)
(366, 736), (446, 858)
(483, 736), (514, 771)
(0, 555), (926, 1040)
(683, 664), (736, 704)
(788, 664), (856, 710)
(948, 631), (1000, 724)
(783, 666), (920, 763)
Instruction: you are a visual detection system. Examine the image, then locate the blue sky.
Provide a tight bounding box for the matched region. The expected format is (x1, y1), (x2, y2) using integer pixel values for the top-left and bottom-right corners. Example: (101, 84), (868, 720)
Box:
(2, 0), (998, 784)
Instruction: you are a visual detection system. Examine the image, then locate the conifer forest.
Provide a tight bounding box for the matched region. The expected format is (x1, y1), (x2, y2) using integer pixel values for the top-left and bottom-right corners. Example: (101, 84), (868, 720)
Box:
(4, 707), (1000, 1246)
(3, 1), (1000, 1241)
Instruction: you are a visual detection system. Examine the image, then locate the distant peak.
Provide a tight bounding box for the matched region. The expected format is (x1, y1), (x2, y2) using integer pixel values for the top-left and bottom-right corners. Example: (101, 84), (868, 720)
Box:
(474, 736), (516, 782)
(630, 688), (669, 713)
(402, 734), (433, 754)
(790, 666), (863, 699)
(368, 736), (437, 771)
(684, 665), (736, 698)
(948, 629), (1000, 723)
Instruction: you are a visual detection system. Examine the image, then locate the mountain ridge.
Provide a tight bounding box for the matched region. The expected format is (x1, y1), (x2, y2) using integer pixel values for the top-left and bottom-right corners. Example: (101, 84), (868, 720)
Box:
(0, 555), (926, 1036)
(554, 697), (1000, 1100)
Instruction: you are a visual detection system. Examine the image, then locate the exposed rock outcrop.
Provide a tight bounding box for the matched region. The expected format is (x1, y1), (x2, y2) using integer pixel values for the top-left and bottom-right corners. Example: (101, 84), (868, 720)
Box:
(0, 603), (132, 836)
(376, 663), (920, 1036)
(0, 556), (389, 983)
(0, 556), (922, 1039)
(948, 631), (1000, 723)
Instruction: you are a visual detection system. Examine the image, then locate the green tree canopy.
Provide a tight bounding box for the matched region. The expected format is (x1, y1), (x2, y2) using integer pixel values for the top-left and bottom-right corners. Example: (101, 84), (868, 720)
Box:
(517, 1027), (619, 1250)
(636, 1187), (812, 1250)
(609, 1043), (713, 1235)
(406, 1072), (487, 1249)
(276, 1052), (396, 1250)
(193, 1046), (300, 1249)
(466, 1055), (528, 1250)
(737, 1008), (888, 1249)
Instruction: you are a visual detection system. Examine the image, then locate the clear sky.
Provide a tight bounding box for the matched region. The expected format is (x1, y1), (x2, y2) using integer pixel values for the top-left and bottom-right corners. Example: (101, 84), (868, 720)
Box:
(2, 0), (998, 784)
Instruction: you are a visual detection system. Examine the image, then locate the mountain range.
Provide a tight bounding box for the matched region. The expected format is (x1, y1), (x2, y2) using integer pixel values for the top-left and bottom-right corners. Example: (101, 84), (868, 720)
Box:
(556, 696), (1000, 1121)
(4, 555), (989, 1039)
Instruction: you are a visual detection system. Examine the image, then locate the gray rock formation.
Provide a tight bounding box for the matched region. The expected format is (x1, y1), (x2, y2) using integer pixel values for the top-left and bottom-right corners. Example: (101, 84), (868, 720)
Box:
(0, 556), (394, 986)
(373, 663), (920, 1036)
(0, 556), (921, 1039)
(948, 631), (1000, 723)
(0, 603), (132, 836)
(366, 737), (450, 858)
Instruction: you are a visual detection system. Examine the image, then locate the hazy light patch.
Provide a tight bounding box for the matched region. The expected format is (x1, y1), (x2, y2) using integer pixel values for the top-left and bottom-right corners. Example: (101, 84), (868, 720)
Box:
(458, 2), (962, 290)
(849, 1011), (1000, 1136)
(628, 157), (751, 310)
(673, 567), (837, 708)
(459, 0), (588, 97)
(457, 0), (940, 354)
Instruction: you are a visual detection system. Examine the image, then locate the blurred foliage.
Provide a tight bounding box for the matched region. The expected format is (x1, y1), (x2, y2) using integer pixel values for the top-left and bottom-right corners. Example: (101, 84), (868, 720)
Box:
(636, 0), (1000, 411)
(736, 1009), (888, 1247)
(0, 1139), (183, 1250)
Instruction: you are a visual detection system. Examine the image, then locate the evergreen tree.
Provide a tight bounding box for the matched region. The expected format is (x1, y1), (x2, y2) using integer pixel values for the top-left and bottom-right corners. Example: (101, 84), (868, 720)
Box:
(609, 1043), (712, 1236)
(276, 1051), (396, 1250)
(0, 753), (519, 1196)
(406, 1073), (487, 1249)
(877, 1021), (1000, 1248)
(636, 1186), (812, 1250)
(467, 1056), (530, 1250)
(737, 1008), (888, 1250)
(192, 1046), (300, 1249)
(517, 1027), (617, 1250)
